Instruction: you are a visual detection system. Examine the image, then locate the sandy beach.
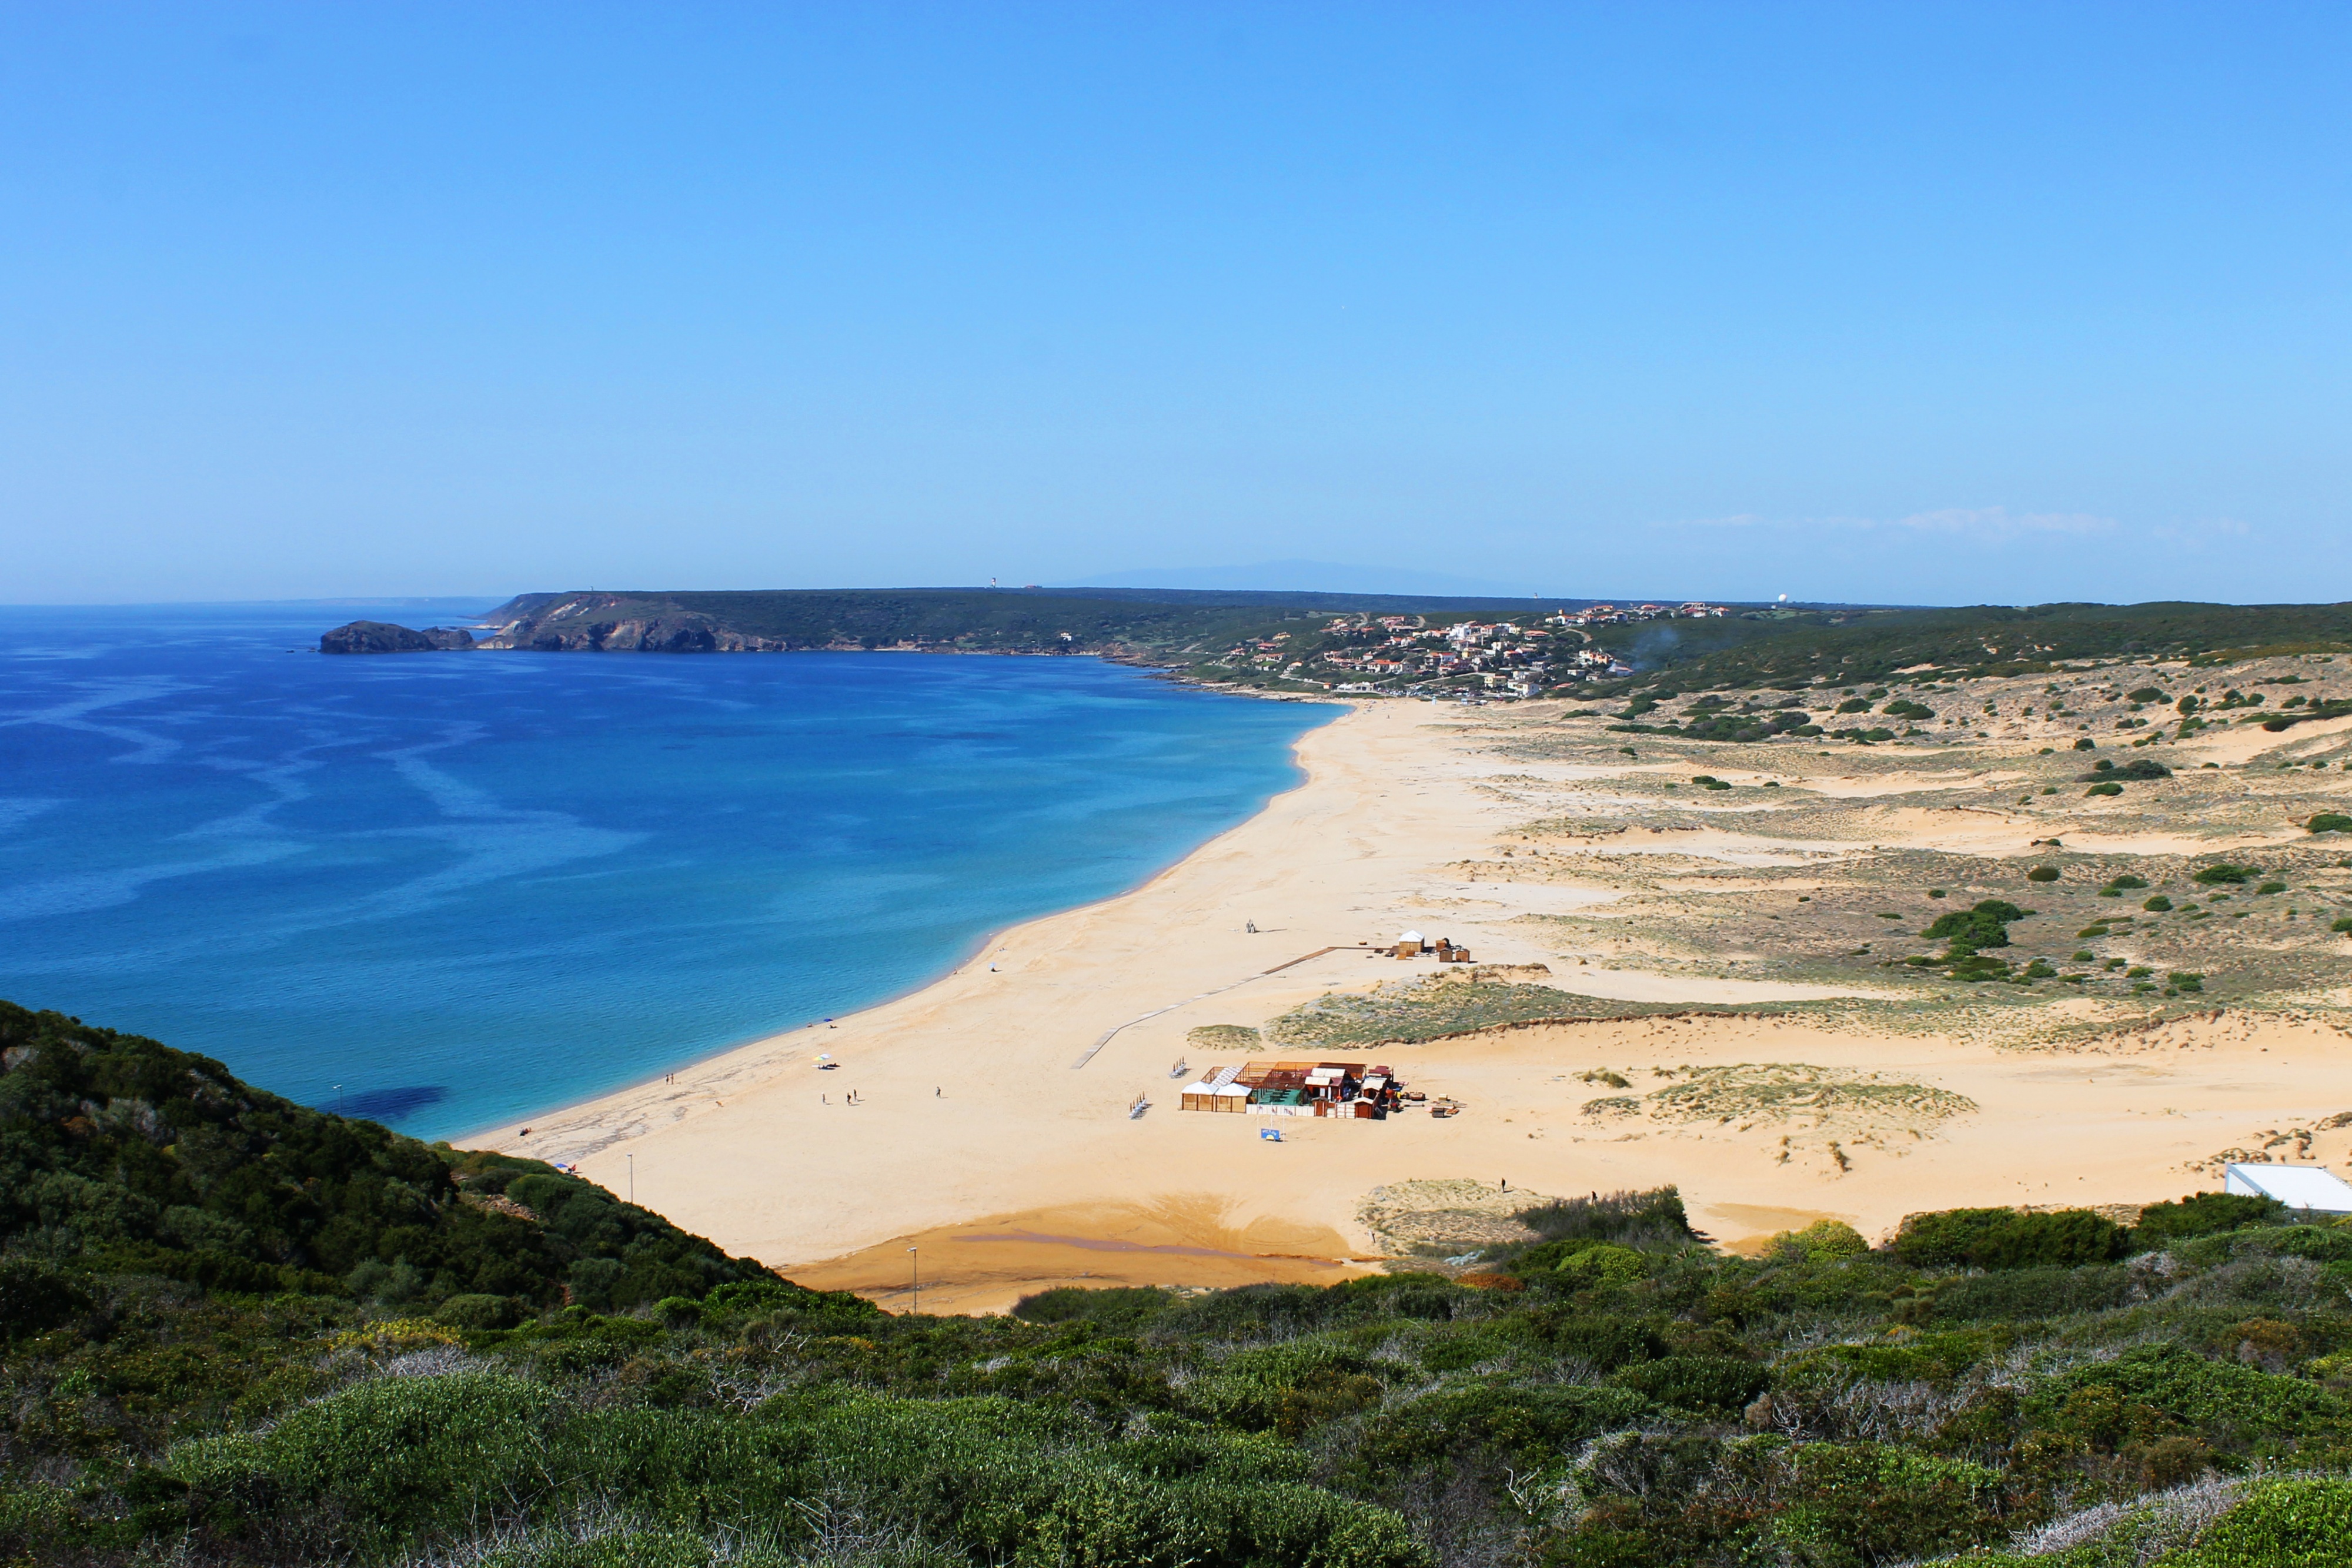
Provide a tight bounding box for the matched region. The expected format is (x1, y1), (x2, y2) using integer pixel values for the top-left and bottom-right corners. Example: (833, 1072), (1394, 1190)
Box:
(486, 691), (2352, 1314)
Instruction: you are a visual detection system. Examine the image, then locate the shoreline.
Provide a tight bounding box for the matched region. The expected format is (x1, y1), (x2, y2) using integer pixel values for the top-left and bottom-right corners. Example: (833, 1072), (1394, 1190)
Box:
(452, 692), (1349, 1148)
(480, 698), (1531, 1300)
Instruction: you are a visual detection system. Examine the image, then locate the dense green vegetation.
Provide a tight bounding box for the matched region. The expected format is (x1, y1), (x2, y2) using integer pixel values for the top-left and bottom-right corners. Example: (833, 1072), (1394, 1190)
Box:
(1264, 975), (1782, 1047)
(0, 1001), (795, 1315)
(11, 1005), (2352, 1567)
(1588, 600), (2352, 692)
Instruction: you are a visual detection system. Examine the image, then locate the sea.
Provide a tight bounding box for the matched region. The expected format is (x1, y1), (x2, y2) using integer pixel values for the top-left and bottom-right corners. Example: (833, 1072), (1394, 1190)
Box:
(0, 601), (1336, 1141)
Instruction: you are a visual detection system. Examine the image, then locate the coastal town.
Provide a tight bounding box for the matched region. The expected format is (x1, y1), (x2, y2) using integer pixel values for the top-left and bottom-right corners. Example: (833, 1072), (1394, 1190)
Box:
(1201, 602), (1732, 700)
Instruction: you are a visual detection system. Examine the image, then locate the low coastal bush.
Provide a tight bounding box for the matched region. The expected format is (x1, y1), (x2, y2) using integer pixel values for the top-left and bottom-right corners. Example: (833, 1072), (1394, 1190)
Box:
(2152, 1476), (2352, 1567)
(1514, 1185), (1697, 1250)
(1891, 1206), (2130, 1270)
(1186, 1022), (1264, 1052)
(2133, 1192), (2287, 1245)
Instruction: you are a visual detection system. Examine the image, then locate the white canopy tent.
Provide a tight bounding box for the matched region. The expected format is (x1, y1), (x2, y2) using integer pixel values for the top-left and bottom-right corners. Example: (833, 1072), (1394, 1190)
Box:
(2223, 1163), (2352, 1214)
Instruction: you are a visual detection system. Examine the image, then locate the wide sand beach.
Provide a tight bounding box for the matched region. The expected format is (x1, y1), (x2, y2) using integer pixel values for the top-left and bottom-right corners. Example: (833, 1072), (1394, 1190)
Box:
(487, 682), (2352, 1313)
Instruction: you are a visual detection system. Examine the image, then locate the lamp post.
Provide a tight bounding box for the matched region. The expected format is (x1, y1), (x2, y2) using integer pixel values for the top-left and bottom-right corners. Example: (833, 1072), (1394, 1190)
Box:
(907, 1246), (920, 1315)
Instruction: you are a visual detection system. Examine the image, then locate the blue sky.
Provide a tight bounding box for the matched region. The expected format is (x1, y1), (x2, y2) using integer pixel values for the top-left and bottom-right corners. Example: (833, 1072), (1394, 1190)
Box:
(3, 4), (2347, 606)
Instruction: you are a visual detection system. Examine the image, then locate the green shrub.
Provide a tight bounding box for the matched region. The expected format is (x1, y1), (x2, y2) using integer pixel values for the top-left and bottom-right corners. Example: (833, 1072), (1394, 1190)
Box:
(172, 1372), (563, 1557)
(2171, 972), (2206, 994)
(2127, 687), (2169, 703)
(1351, 1383), (1648, 1471)
(700, 1278), (881, 1322)
(1556, 1243), (1652, 1288)
(2194, 864), (2256, 885)
(2257, 881), (2288, 895)
(1010, 1286), (1174, 1331)
(1930, 1265), (2132, 1321)
(2146, 895), (2174, 911)
(2132, 1192), (2286, 1245)
(1514, 1186), (1695, 1249)
(1770, 1220), (1870, 1262)
(2309, 813), (2352, 834)
(1922, 900), (2030, 955)
(2029, 1343), (2350, 1450)
(2087, 781), (2123, 796)
(1765, 1444), (2006, 1566)
(2165, 1477), (2352, 1568)
(0, 1256), (89, 1340)
(2027, 865), (2061, 882)
(1891, 1208), (2129, 1270)
(1609, 1355), (1767, 1413)
(435, 1293), (523, 1330)
(2075, 737), (2097, 750)
(2107, 874), (2151, 890)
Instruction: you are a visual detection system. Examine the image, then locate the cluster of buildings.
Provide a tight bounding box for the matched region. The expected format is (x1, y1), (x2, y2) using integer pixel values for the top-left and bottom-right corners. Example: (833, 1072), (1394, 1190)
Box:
(1210, 604), (1730, 699)
(1315, 617), (1629, 697)
(1178, 1059), (1413, 1119)
(1555, 602), (1728, 626)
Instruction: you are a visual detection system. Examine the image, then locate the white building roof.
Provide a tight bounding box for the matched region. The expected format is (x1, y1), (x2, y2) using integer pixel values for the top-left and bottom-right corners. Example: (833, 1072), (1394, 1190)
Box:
(2223, 1163), (2352, 1213)
(1398, 930), (1424, 943)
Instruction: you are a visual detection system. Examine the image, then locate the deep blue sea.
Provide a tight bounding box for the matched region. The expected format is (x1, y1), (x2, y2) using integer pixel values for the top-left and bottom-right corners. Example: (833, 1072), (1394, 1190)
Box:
(0, 601), (1334, 1141)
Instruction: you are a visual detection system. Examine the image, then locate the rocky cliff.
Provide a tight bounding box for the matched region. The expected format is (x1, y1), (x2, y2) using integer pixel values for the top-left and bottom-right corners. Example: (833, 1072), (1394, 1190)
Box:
(474, 594), (782, 651)
(319, 620), (477, 653)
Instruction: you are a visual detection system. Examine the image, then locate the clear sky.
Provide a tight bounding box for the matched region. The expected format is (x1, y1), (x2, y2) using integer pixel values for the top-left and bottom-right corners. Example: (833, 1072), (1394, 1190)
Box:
(4, 4), (2347, 606)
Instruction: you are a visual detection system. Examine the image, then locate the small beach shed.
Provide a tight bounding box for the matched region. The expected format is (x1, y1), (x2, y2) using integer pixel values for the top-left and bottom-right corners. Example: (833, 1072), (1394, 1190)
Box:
(2223, 1163), (2352, 1215)
(1180, 1065), (1252, 1113)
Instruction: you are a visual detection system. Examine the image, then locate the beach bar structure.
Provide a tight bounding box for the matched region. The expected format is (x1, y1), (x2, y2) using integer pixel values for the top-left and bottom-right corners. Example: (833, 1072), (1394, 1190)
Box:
(1178, 1060), (1408, 1119)
(1385, 931), (1471, 962)
(2223, 1162), (2352, 1215)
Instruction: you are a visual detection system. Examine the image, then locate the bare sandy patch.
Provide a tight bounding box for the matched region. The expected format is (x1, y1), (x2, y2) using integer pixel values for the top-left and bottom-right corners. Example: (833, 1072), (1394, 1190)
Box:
(787, 1196), (1374, 1316)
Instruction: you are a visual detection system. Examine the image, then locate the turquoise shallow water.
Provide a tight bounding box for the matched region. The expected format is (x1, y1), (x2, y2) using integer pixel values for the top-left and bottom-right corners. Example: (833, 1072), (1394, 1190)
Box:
(0, 603), (1335, 1141)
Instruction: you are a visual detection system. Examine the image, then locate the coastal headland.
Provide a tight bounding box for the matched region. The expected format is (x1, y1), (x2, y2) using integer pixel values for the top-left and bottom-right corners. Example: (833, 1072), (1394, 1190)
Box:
(491, 657), (2352, 1315)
